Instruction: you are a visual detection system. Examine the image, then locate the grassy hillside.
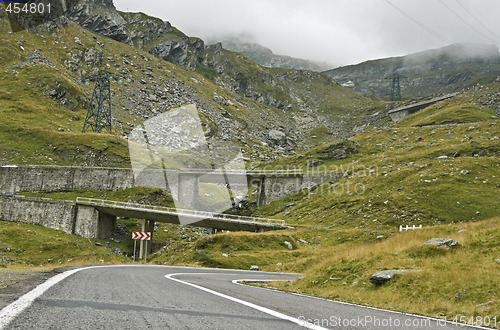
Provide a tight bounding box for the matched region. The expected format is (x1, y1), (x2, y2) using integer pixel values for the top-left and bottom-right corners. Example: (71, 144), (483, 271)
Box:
(0, 221), (129, 270)
(0, 5), (498, 324)
(145, 84), (499, 323)
(0, 10), (383, 166)
(253, 86), (499, 229)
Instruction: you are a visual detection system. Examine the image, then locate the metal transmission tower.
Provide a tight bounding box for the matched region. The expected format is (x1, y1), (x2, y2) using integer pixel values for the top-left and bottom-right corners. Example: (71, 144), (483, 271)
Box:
(82, 70), (124, 134)
(390, 73), (402, 101)
(385, 73), (406, 101)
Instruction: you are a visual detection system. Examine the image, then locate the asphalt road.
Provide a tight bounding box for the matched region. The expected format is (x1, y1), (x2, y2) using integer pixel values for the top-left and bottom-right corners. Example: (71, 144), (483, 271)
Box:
(0, 265), (485, 329)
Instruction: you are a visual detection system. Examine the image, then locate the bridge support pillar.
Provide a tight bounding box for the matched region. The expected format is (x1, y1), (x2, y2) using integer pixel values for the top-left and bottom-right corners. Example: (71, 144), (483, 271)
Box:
(139, 219), (154, 260)
(74, 205), (116, 239)
(248, 177), (264, 207)
(177, 173), (199, 209)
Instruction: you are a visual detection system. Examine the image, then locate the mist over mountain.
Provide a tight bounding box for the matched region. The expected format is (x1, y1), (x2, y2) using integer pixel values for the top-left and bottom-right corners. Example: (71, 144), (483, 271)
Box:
(3, 0), (498, 167)
(207, 37), (333, 72)
(0, 0), (388, 167)
(324, 43), (500, 100)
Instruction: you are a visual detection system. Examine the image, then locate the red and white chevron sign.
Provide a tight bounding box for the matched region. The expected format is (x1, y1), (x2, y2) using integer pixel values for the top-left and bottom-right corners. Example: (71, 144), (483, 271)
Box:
(132, 232), (151, 240)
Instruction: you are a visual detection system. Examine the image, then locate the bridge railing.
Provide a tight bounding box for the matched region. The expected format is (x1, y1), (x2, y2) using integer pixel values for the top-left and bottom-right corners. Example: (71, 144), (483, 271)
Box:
(8, 194), (76, 205)
(75, 197), (285, 226)
(2, 164), (340, 176)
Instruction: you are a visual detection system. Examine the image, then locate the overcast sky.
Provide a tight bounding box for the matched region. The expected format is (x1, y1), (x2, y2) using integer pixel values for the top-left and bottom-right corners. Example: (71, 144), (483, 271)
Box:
(114, 0), (500, 67)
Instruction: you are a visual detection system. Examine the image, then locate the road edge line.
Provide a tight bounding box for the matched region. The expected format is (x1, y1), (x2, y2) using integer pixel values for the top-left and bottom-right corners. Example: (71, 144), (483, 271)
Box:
(231, 279), (492, 330)
(165, 273), (327, 330)
(0, 267), (87, 329)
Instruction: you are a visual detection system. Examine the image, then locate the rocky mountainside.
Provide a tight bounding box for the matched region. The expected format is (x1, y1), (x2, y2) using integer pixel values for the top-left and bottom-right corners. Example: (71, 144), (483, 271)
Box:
(0, 0), (387, 167)
(209, 38), (332, 72)
(324, 43), (500, 100)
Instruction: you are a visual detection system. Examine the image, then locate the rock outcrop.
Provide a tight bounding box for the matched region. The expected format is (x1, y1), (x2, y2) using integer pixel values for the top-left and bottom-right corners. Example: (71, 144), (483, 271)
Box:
(369, 269), (421, 285)
(66, 0), (132, 45)
(423, 238), (459, 248)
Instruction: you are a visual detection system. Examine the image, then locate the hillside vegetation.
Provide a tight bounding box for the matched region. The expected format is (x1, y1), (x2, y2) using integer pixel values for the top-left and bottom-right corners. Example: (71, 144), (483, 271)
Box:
(0, 3), (385, 166)
(147, 83), (499, 323)
(0, 1), (499, 324)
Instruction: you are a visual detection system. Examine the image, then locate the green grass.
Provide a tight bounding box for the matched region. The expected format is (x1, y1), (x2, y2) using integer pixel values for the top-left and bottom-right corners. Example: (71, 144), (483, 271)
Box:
(0, 221), (129, 269)
(20, 187), (175, 206)
(276, 217), (500, 324)
(147, 87), (500, 324)
(399, 103), (495, 127)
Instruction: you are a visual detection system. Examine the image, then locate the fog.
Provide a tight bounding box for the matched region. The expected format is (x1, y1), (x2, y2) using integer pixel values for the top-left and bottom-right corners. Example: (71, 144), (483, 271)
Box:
(114, 0), (500, 67)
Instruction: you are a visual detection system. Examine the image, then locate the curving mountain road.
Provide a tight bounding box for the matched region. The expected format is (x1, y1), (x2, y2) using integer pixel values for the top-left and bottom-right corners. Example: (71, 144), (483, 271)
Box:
(0, 265), (486, 329)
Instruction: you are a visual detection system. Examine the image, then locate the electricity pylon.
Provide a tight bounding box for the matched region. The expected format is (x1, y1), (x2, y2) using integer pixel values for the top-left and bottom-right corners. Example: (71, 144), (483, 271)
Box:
(390, 73), (402, 101)
(82, 70), (124, 134)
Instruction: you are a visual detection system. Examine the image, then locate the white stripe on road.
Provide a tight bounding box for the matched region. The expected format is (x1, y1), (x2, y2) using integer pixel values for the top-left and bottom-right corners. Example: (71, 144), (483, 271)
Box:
(0, 265), (142, 329)
(0, 267), (86, 329)
(165, 273), (327, 330)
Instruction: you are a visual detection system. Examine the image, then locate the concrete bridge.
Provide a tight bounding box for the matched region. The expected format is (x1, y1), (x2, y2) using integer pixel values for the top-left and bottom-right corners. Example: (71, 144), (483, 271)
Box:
(388, 93), (459, 122)
(166, 168), (338, 207)
(0, 165), (344, 206)
(0, 195), (288, 237)
(0, 195), (290, 259)
(75, 197), (288, 233)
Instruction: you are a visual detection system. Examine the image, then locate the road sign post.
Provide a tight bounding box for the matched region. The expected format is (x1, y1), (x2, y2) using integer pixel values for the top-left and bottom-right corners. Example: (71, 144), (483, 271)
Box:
(132, 232), (151, 262)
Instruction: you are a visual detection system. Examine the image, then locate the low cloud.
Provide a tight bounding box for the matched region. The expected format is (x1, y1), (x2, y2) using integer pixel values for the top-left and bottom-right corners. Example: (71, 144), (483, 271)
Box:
(115, 0), (500, 67)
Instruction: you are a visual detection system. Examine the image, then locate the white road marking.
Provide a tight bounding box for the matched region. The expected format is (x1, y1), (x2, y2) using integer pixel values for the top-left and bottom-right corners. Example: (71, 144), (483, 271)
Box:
(165, 273), (327, 330)
(0, 265), (293, 329)
(0, 267), (85, 329)
(0, 265), (143, 329)
(230, 280), (491, 330)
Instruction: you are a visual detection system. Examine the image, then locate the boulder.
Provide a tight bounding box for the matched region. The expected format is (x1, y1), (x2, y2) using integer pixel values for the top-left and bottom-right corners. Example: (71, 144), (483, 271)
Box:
(423, 238), (459, 248)
(283, 241), (293, 250)
(250, 265), (259, 271)
(268, 129), (287, 147)
(370, 269), (421, 285)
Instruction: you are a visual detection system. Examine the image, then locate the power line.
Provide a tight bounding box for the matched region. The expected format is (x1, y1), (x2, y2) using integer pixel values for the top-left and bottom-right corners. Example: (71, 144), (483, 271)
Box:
(455, 0), (500, 42)
(385, 0), (449, 42)
(438, 0), (498, 44)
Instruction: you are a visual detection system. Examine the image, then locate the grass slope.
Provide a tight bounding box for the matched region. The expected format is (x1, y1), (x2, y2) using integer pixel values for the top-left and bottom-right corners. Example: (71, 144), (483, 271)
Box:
(0, 221), (129, 271)
(0, 11), (380, 167)
(149, 85), (499, 324)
